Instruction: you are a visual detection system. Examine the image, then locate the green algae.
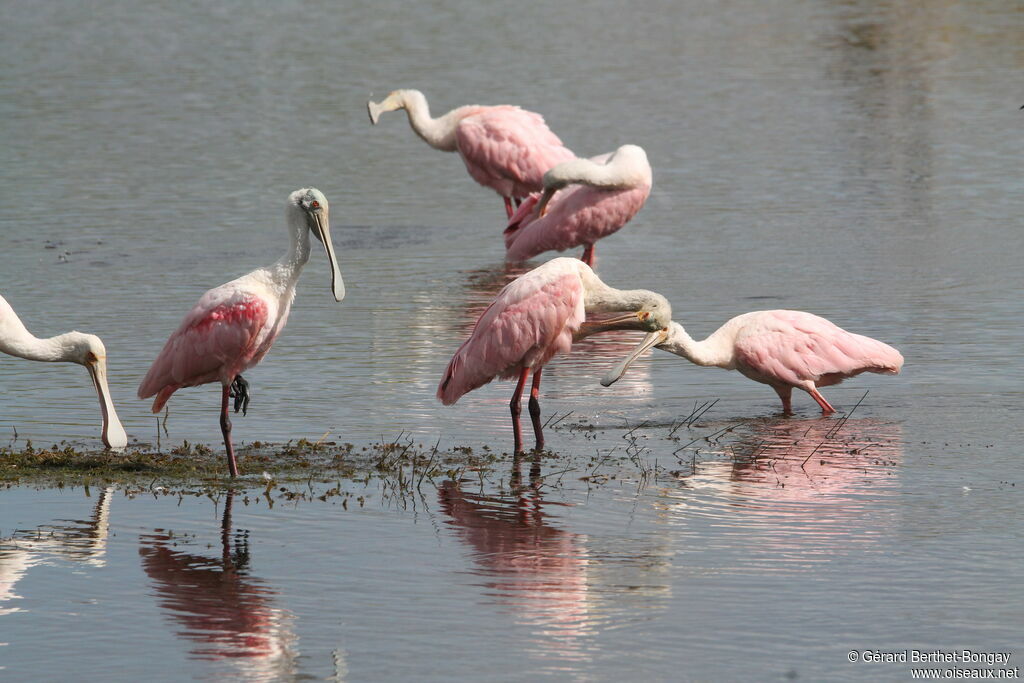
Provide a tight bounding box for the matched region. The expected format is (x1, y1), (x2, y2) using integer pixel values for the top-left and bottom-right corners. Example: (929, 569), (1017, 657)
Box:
(0, 435), (505, 492)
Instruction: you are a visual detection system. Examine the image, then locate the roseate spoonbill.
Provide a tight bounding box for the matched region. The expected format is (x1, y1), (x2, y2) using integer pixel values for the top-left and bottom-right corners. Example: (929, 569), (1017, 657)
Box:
(602, 310), (903, 414)
(505, 145), (652, 266)
(437, 257), (671, 454)
(367, 89), (576, 218)
(0, 293), (127, 448)
(138, 188), (344, 477)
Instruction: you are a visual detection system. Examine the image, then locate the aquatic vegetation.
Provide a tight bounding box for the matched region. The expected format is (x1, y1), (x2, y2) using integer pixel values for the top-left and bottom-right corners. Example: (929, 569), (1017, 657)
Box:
(0, 432), (505, 496)
(0, 403), (911, 508)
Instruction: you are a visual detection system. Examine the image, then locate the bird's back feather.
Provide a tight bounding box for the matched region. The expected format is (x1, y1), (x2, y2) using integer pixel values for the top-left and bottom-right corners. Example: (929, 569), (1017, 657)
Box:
(437, 261), (585, 404)
(733, 310), (903, 387)
(504, 184), (650, 261)
(138, 288), (271, 412)
(455, 107), (575, 198)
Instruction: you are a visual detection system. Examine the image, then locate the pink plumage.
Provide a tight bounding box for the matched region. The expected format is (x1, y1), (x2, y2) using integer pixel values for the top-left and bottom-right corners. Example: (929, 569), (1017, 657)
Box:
(367, 90), (575, 218)
(454, 106), (577, 201)
(653, 309), (904, 414)
(504, 183), (650, 263)
(438, 259), (585, 406)
(437, 257), (673, 454)
(733, 310), (903, 387)
(504, 144), (652, 265)
(138, 292), (273, 413)
(136, 187), (344, 478)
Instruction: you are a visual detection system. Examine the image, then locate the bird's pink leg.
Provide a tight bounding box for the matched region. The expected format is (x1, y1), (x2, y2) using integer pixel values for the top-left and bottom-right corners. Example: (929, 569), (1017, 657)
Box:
(510, 367), (530, 454)
(220, 385), (240, 478)
(528, 369), (544, 451)
(808, 387), (836, 415)
(581, 244), (595, 267)
(504, 197), (514, 219)
(773, 386), (793, 415)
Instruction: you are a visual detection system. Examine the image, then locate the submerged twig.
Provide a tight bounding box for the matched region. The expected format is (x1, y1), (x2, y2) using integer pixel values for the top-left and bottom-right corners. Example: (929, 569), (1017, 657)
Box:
(543, 410), (574, 429)
(801, 390), (869, 468)
(673, 423), (739, 458)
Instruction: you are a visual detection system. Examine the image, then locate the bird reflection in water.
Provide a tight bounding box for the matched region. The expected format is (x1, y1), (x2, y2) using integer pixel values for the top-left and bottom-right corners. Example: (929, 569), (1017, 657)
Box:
(725, 417), (902, 493)
(438, 454), (595, 661)
(1, 486), (114, 616)
(659, 418), (905, 565)
(139, 492), (298, 679)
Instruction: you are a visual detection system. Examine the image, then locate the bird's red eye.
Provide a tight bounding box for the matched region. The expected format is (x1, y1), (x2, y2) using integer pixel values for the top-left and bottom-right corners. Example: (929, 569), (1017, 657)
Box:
(311, 200), (320, 209)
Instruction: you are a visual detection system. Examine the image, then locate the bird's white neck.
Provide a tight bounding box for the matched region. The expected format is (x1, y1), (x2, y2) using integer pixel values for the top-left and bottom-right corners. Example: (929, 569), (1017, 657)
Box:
(0, 319), (79, 363)
(578, 266), (658, 315)
(392, 90), (467, 152)
(270, 209), (313, 287)
(545, 145), (652, 192)
(658, 322), (735, 368)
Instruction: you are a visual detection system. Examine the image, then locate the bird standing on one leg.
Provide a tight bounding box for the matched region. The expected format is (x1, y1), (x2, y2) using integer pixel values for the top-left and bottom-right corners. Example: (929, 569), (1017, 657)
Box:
(437, 258), (672, 454)
(602, 309), (903, 414)
(0, 293), (128, 448)
(138, 188), (345, 477)
(367, 89), (576, 218)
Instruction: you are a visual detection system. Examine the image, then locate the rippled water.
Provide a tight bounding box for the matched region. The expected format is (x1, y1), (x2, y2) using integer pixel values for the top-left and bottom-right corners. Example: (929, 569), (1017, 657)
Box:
(2, 0), (1023, 680)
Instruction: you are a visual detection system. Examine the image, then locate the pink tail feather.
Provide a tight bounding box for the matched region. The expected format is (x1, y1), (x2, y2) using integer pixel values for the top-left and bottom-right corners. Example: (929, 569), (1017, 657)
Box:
(150, 385), (178, 414)
(853, 334), (904, 375)
(437, 353), (467, 406)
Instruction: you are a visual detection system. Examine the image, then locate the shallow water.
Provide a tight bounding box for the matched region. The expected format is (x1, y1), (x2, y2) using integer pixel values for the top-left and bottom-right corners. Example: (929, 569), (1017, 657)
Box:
(1, 0), (1023, 680)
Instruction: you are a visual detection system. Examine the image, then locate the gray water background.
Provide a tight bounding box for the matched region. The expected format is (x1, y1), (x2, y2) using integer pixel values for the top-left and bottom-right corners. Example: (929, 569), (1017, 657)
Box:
(1, 0), (1022, 680)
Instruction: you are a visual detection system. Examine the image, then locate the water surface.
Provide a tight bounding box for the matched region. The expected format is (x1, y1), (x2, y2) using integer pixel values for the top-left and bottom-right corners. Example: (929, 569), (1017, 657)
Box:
(1, 0), (1022, 680)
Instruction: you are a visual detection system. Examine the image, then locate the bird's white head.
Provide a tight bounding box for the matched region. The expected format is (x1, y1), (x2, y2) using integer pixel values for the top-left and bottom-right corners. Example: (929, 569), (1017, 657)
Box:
(367, 89), (419, 125)
(607, 144), (651, 183)
(655, 321), (688, 354)
(596, 290), (674, 388)
(636, 291), (672, 332)
(67, 333), (128, 449)
(63, 331), (106, 366)
(289, 188), (345, 302)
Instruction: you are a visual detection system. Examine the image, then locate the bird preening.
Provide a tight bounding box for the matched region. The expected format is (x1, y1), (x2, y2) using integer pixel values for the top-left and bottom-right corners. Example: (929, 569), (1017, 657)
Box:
(505, 144), (653, 266)
(137, 188), (344, 477)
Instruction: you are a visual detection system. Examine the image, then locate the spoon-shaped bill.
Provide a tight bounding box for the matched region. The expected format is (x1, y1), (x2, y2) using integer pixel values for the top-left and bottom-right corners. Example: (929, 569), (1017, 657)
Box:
(536, 188), (557, 217)
(310, 212), (345, 302)
(87, 357), (127, 449)
(600, 328), (669, 387)
(367, 99), (385, 125)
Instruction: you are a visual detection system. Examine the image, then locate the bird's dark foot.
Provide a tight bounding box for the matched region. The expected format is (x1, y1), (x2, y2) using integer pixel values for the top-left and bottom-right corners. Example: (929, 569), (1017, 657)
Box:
(229, 375), (250, 415)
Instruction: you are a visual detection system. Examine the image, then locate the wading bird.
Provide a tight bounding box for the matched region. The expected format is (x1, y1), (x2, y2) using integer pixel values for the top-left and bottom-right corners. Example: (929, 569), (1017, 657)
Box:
(437, 258), (671, 454)
(0, 293), (127, 448)
(138, 189), (345, 477)
(602, 310), (903, 414)
(367, 89), (576, 218)
(505, 145), (652, 266)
